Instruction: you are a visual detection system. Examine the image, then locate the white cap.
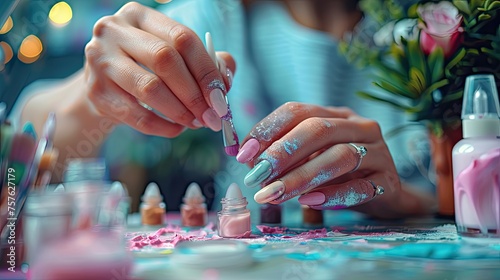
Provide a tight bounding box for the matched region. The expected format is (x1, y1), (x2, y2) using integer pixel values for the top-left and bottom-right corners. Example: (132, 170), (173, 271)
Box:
(110, 181), (128, 197)
(462, 75), (500, 138)
(142, 182), (163, 202)
(183, 182), (205, 204)
(225, 183), (243, 199)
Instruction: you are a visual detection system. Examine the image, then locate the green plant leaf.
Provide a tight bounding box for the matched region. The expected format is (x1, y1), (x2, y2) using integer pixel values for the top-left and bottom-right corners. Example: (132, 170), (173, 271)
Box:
(428, 48), (445, 82)
(373, 80), (413, 98)
(357, 91), (413, 111)
(453, 0), (471, 14)
(409, 67), (427, 95)
(407, 39), (428, 82)
(488, 0), (500, 9)
(445, 48), (466, 77)
(478, 13), (492, 20)
(421, 79), (450, 100)
(442, 89), (464, 103)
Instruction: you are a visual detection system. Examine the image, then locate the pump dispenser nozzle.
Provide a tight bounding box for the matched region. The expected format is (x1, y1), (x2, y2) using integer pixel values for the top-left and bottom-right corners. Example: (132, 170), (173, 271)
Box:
(462, 75), (500, 138)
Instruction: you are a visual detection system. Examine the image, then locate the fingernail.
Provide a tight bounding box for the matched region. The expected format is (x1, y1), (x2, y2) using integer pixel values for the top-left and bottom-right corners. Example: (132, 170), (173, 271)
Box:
(244, 160), (272, 188)
(210, 88), (228, 117)
(298, 192), (326, 206)
(254, 181), (285, 204)
(192, 119), (203, 128)
(226, 68), (233, 89)
(202, 108), (222, 131)
(236, 138), (260, 163)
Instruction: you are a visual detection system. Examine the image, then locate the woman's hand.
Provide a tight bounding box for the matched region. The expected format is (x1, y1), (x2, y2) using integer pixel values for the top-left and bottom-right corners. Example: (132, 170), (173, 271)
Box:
(237, 102), (433, 219)
(84, 2), (235, 137)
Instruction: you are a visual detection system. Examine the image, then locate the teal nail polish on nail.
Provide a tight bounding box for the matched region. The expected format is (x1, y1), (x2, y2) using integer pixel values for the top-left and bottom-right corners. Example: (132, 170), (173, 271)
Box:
(244, 160), (272, 188)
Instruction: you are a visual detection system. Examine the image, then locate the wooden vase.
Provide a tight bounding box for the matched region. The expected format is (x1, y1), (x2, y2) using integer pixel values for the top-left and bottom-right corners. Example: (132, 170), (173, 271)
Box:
(428, 125), (462, 218)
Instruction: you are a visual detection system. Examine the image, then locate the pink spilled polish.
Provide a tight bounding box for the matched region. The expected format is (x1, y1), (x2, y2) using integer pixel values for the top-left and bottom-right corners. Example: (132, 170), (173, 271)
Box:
(236, 138), (260, 163)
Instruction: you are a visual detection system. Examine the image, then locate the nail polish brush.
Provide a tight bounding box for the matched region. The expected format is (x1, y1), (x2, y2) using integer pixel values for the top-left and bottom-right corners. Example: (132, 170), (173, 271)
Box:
(205, 32), (240, 156)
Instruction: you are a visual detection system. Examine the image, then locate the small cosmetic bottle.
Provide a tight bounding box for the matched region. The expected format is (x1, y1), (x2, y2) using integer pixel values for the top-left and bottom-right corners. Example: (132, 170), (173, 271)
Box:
(140, 182), (166, 226)
(260, 203), (282, 224)
(181, 182), (208, 227)
(302, 205), (323, 226)
(217, 183), (251, 237)
(452, 74), (500, 238)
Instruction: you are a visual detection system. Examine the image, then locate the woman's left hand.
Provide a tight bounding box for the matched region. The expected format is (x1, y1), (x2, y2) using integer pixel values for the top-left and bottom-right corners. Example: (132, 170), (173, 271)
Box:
(237, 102), (429, 219)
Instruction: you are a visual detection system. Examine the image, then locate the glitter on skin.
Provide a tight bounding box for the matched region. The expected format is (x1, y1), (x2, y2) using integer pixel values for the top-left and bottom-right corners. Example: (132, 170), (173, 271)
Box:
(274, 170), (336, 203)
(250, 111), (294, 141)
(322, 188), (368, 209)
(283, 138), (301, 155)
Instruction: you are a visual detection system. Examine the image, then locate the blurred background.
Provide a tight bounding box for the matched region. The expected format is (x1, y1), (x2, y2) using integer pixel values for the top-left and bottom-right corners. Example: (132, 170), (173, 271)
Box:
(0, 0), (224, 213)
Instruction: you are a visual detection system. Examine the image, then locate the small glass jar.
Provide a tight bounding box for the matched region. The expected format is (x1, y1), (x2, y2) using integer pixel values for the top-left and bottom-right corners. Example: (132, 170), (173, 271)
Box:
(217, 196), (250, 237)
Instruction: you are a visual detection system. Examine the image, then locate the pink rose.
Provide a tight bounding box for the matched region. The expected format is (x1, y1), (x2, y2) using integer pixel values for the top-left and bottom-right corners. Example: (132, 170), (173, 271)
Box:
(417, 1), (463, 58)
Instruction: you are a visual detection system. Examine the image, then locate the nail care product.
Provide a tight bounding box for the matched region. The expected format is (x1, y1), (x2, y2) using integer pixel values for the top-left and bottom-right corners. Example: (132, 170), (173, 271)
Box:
(205, 32), (240, 156)
(217, 183), (251, 237)
(260, 203), (282, 224)
(63, 158), (108, 229)
(28, 226), (132, 280)
(140, 182), (166, 226)
(302, 205), (323, 226)
(452, 74), (500, 238)
(22, 191), (73, 265)
(181, 182), (207, 227)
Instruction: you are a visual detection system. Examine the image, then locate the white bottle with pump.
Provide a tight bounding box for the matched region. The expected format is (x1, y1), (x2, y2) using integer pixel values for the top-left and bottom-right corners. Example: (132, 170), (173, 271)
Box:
(452, 74), (500, 238)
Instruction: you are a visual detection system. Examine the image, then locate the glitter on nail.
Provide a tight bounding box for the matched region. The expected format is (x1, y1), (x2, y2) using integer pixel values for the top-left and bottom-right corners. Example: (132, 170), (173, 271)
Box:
(323, 188), (368, 209)
(250, 111), (294, 141)
(208, 79), (226, 91)
(283, 138), (301, 155)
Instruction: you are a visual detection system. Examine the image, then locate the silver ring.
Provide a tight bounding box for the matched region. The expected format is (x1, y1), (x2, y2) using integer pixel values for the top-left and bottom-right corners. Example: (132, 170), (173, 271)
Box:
(348, 143), (367, 172)
(369, 180), (385, 197)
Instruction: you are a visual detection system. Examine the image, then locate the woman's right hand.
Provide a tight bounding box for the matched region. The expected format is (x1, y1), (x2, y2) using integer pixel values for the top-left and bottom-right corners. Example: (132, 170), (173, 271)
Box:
(84, 2), (235, 137)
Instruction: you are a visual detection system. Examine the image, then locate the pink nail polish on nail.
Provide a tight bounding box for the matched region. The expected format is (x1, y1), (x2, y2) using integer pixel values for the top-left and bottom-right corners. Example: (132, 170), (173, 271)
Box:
(210, 89), (228, 117)
(236, 138), (260, 163)
(298, 192), (326, 206)
(202, 109), (222, 131)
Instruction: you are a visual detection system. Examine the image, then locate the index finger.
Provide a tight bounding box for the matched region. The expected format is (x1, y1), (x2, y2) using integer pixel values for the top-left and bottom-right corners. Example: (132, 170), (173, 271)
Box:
(117, 3), (230, 122)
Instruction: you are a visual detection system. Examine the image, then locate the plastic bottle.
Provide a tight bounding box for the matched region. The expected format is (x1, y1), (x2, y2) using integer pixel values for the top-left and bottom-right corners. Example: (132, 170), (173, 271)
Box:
(140, 182), (166, 226)
(452, 74), (500, 238)
(181, 182), (208, 227)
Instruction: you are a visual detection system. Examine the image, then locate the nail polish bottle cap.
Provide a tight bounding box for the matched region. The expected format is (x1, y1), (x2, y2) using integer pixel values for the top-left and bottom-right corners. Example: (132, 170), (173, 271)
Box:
(183, 182), (205, 204)
(462, 74), (500, 138)
(225, 183), (243, 199)
(110, 181), (128, 197)
(142, 182), (163, 204)
(54, 184), (65, 192)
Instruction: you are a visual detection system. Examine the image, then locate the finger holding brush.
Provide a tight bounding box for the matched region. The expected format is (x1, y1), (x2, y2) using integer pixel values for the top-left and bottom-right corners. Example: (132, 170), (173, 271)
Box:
(205, 32), (240, 156)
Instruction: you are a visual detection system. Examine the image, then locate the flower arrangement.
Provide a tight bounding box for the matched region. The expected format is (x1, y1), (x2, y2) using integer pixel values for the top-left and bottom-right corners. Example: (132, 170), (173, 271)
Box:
(342, 0), (500, 136)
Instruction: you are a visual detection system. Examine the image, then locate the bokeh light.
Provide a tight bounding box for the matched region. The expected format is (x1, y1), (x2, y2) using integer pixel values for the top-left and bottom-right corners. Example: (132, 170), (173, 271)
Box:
(155, 0), (173, 3)
(18, 35), (43, 64)
(0, 17), (13, 34)
(49, 2), (73, 26)
(0, 42), (14, 64)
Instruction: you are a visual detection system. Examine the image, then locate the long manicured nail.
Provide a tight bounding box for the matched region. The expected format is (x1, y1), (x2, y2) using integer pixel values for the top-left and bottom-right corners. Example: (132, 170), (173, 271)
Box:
(202, 109), (222, 131)
(298, 192), (326, 206)
(210, 88), (228, 117)
(254, 181), (285, 204)
(236, 138), (260, 163)
(244, 160), (272, 188)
